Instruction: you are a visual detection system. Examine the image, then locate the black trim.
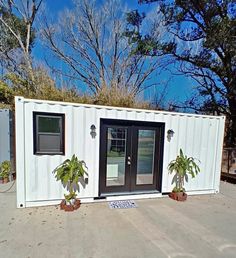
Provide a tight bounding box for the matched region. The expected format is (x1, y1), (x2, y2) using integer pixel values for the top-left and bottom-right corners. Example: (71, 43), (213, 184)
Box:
(131, 126), (159, 191)
(162, 192), (170, 195)
(33, 112), (65, 155)
(99, 124), (131, 193)
(99, 118), (165, 195)
(94, 196), (107, 200)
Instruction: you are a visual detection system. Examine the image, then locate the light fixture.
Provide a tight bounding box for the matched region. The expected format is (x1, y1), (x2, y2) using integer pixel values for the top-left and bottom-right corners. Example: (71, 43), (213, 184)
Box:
(167, 129), (174, 142)
(90, 124), (96, 138)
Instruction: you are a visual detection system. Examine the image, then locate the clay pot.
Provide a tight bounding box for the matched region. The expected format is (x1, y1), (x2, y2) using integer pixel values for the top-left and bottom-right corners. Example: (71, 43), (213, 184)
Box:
(64, 204), (75, 212)
(3, 177), (9, 184)
(60, 199), (81, 212)
(169, 191), (187, 201)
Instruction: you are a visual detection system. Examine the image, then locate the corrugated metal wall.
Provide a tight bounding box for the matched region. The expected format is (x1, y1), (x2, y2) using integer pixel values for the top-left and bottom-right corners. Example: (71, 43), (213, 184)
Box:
(0, 109), (11, 163)
(15, 97), (225, 207)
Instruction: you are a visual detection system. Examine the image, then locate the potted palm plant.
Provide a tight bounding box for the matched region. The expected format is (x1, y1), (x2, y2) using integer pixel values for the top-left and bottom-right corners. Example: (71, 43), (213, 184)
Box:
(53, 154), (87, 211)
(0, 161), (11, 184)
(0, 173), (3, 184)
(168, 149), (200, 201)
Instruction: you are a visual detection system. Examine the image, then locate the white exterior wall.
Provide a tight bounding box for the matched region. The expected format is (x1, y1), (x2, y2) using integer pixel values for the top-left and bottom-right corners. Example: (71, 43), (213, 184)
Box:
(0, 109), (11, 164)
(15, 97), (225, 208)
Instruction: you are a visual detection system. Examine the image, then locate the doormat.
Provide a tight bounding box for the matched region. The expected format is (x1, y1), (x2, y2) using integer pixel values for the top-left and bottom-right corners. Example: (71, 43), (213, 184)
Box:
(108, 200), (137, 209)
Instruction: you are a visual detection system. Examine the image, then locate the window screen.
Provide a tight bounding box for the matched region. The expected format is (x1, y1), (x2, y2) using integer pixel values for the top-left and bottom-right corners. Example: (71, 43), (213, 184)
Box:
(33, 112), (65, 155)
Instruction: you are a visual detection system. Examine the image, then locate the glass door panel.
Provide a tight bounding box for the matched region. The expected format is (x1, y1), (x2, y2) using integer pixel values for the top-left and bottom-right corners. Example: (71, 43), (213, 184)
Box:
(136, 130), (155, 185)
(106, 127), (127, 187)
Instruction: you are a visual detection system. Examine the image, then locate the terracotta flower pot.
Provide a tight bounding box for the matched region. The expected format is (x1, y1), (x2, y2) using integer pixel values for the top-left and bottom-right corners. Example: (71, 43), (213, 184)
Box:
(169, 191), (187, 201)
(64, 204), (75, 212)
(60, 199), (81, 212)
(3, 177), (9, 184)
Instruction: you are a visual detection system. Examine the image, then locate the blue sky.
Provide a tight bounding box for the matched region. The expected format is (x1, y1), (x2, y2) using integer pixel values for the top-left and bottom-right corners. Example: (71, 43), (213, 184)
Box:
(33, 0), (194, 106)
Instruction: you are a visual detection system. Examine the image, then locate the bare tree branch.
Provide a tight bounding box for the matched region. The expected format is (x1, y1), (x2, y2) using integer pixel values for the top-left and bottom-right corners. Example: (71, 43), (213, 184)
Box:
(41, 0), (161, 96)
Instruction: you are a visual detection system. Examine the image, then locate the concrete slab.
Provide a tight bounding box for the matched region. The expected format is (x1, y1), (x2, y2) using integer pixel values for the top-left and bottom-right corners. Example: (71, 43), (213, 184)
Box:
(0, 181), (236, 258)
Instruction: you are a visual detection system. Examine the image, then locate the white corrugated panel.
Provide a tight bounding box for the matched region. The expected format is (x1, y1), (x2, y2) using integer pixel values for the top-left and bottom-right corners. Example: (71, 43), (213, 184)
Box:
(15, 97), (225, 208)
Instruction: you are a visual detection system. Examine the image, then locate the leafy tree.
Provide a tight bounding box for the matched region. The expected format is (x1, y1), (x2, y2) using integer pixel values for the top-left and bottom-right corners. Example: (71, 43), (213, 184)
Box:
(0, 0), (42, 82)
(127, 0), (236, 146)
(0, 79), (13, 108)
(0, 6), (35, 54)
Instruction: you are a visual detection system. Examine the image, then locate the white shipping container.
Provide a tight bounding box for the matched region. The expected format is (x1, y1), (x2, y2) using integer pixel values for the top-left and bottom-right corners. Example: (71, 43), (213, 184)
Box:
(15, 96), (225, 208)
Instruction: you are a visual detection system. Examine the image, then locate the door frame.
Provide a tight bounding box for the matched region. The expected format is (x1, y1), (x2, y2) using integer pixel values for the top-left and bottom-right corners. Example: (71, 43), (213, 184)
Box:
(99, 118), (165, 196)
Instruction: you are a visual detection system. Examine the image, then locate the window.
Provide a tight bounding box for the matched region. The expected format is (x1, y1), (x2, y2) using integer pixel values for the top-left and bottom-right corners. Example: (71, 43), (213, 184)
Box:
(33, 112), (65, 155)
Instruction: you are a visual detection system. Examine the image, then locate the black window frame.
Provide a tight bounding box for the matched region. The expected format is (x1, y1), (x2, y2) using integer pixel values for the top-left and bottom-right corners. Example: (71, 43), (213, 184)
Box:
(33, 112), (65, 155)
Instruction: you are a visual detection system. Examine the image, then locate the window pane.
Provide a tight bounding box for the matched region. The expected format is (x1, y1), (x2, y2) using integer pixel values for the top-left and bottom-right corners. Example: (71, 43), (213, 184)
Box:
(38, 116), (61, 133)
(38, 134), (61, 153)
(34, 113), (64, 155)
(136, 130), (155, 185)
(106, 128), (127, 186)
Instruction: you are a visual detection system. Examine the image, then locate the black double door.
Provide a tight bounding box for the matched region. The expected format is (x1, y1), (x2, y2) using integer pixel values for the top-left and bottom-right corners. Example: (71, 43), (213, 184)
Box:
(99, 119), (164, 195)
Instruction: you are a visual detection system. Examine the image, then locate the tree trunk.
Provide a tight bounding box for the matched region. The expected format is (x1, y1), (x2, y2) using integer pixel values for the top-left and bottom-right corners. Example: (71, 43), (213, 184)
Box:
(231, 116), (236, 147)
(227, 97), (236, 147)
(227, 114), (236, 147)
